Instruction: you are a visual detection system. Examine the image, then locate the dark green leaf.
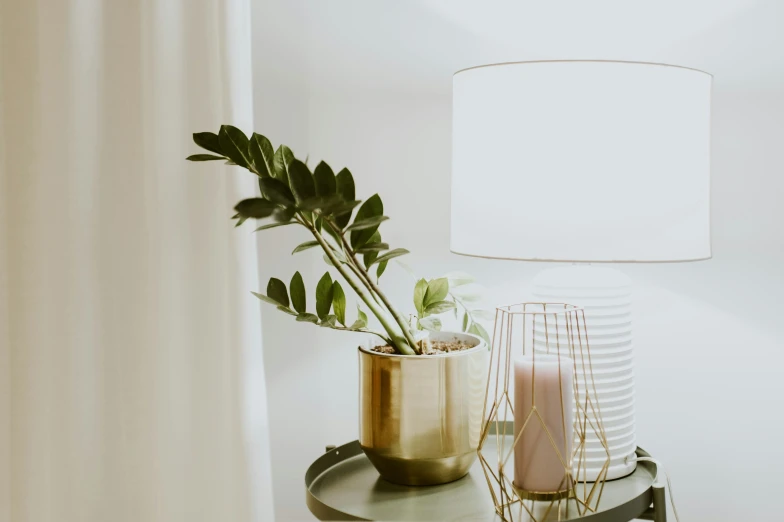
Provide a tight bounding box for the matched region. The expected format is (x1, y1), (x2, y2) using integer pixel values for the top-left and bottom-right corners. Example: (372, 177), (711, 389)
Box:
(320, 315), (337, 328)
(290, 272), (306, 313)
(251, 291), (282, 306)
(321, 199), (362, 217)
(376, 260), (388, 281)
(424, 278), (449, 308)
(350, 194), (383, 248)
(413, 278), (428, 316)
(424, 300), (456, 315)
(334, 168), (356, 228)
(288, 159), (316, 203)
(363, 231), (381, 268)
(296, 313), (319, 324)
(234, 198), (277, 218)
(296, 196), (326, 211)
(266, 278), (289, 307)
(187, 154), (224, 161)
(469, 323), (491, 345)
(273, 206), (296, 223)
(316, 272), (334, 319)
(346, 216), (389, 231)
(332, 281), (346, 326)
(273, 145), (294, 183)
(193, 132), (223, 155)
(254, 222), (296, 232)
(370, 248), (408, 266)
(233, 214), (249, 227)
(259, 177), (294, 206)
(355, 242), (389, 253)
(292, 241), (320, 255)
(218, 125), (251, 168)
(249, 133), (275, 177)
(314, 161), (337, 197)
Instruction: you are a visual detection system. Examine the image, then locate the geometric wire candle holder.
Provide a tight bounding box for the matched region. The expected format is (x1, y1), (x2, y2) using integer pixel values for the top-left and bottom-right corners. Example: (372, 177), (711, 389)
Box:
(477, 303), (611, 522)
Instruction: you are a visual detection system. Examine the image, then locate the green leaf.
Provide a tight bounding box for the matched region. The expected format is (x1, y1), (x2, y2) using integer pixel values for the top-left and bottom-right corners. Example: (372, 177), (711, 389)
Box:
(316, 272), (334, 319)
(218, 125), (251, 168)
(419, 316), (442, 332)
(350, 194), (383, 249)
(363, 231), (381, 268)
(296, 196), (329, 211)
(234, 198), (277, 218)
(355, 242), (389, 253)
(424, 278), (449, 308)
(296, 313), (319, 324)
(193, 132), (223, 155)
(314, 161), (337, 197)
(462, 312), (470, 331)
(254, 222), (296, 232)
(370, 248), (409, 266)
(334, 168), (356, 229)
(273, 145), (294, 183)
(351, 305), (368, 329)
(273, 206), (296, 223)
(424, 300), (456, 315)
(251, 291), (283, 307)
(469, 323), (491, 345)
(413, 278), (428, 316)
(288, 159), (316, 203)
(290, 272), (306, 313)
(446, 271), (475, 288)
(259, 177), (294, 206)
(332, 281), (346, 326)
(266, 278), (289, 307)
(320, 315), (337, 328)
(321, 198), (361, 217)
(292, 241), (320, 255)
(376, 260), (388, 281)
(249, 133), (275, 177)
(277, 306), (298, 316)
(346, 216), (389, 231)
(187, 154), (225, 161)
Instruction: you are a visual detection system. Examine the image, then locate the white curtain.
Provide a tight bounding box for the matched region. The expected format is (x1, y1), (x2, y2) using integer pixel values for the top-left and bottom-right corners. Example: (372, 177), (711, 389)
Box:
(0, 1), (274, 521)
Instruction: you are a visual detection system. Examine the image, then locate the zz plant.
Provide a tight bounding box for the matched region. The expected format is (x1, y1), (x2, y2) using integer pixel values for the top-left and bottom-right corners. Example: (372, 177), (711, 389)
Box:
(188, 125), (486, 356)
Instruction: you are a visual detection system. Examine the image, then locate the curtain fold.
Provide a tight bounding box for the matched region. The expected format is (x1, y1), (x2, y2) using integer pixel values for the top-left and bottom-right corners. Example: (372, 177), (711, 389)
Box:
(0, 0), (274, 520)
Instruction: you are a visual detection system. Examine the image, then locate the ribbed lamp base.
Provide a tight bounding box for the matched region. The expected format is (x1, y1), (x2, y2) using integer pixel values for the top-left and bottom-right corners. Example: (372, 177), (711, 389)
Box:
(532, 265), (636, 481)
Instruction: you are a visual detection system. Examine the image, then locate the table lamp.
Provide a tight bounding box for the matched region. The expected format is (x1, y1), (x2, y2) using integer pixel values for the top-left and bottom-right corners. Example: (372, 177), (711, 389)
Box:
(451, 60), (711, 480)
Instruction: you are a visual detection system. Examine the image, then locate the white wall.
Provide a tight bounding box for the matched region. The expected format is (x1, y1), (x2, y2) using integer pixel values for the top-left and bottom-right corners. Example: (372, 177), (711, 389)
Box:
(253, 77), (784, 520)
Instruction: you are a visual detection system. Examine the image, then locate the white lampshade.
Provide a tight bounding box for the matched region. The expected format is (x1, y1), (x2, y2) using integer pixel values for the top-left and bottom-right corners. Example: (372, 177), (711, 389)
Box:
(451, 60), (712, 262)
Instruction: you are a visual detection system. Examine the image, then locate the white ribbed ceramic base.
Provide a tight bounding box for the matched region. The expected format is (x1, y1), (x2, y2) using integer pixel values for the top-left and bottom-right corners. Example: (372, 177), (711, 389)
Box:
(532, 265), (636, 481)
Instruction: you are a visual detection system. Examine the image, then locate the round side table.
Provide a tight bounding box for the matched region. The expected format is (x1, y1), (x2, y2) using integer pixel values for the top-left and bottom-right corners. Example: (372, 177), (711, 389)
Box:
(305, 422), (665, 521)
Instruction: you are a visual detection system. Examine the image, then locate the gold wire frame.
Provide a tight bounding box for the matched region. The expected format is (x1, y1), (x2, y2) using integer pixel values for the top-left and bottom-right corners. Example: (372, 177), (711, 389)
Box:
(477, 303), (611, 522)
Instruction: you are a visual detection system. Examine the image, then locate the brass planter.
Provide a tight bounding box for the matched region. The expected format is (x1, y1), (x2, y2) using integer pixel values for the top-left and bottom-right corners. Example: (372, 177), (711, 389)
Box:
(358, 332), (489, 486)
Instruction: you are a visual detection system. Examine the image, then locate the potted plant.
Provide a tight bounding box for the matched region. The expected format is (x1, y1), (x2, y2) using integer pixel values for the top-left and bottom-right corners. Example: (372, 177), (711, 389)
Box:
(187, 125), (491, 485)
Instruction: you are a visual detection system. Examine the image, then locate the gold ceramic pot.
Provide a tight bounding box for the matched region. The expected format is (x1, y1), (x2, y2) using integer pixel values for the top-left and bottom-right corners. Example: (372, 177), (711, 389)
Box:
(358, 331), (489, 486)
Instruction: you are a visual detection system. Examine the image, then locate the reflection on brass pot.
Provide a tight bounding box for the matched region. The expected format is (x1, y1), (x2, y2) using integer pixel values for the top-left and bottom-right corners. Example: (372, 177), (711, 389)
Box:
(358, 331), (489, 486)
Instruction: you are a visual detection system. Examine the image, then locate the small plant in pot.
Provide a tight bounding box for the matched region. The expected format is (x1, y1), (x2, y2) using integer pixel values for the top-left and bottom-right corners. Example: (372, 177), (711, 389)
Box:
(188, 126), (491, 485)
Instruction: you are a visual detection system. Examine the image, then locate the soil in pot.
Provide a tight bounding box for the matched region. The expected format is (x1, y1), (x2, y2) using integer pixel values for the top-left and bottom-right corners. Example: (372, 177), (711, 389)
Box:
(371, 339), (475, 355)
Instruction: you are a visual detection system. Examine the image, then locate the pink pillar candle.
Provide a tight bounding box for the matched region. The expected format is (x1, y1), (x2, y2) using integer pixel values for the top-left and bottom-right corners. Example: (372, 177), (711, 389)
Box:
(513, 354), (574, 494)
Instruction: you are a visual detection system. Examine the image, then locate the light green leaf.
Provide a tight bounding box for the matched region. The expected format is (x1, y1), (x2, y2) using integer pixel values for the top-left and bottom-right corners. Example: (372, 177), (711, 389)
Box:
(273, 145), (294, 183)
(277, 306), (298, 316)
(370, 248), (408, 266)
(218, 125), (251, 168)
(424, 278), (448, 308)
(296, 313), (319, 324)
(332, 281), (346, 326)
(314, 161), (337, 197)
(320, 315), (337, 328)
(266, 278), (289, 307)
(234, 198), (276, 219)
(424, 300), (456, 315)
(290, 272), (306, 313)
(445, 271), (475, 287)
(469, 323), (491, 345)
(249, 133), (275, 177)
(334, 168), (356, 229)
(316, 272), (334, 319)
(346, 216), (389, 231)
(419, 316), (442, 332)
(288, 159), (316, 203)
(413, 278), (428, 316)
(186, 154), (224, 161)
(350, 194), (383, 249)
(462, 312), (469, 331)
(251, 291), (283, 307)
(292, 241), (320, 255)
(258, 177), (294, 206)
(350, 305), (368, 329)
(193, 131), (223, 155)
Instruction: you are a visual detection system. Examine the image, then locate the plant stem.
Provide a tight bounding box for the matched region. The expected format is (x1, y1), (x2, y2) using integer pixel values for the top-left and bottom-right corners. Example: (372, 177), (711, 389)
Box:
(307, 222), (415, 355)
